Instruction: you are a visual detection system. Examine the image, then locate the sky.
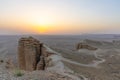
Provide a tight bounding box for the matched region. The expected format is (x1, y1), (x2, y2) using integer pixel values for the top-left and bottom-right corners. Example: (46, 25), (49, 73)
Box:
(0, 0), (120, 35)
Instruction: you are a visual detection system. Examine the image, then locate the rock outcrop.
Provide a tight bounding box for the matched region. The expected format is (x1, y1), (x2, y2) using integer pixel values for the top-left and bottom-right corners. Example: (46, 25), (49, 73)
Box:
(36, 56), (45, 70)
(18, 37), (52, 71)
(83, 39), (103, 46)
(76, 42), (97, 50)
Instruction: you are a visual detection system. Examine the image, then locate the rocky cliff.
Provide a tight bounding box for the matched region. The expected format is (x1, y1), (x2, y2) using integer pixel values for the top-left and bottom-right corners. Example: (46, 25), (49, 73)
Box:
(18, 37), (52, 71)
(76, 42), (97, 50)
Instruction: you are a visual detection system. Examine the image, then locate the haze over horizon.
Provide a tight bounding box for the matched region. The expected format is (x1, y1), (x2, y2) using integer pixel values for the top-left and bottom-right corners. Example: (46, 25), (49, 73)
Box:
(0, 0), (120, 35)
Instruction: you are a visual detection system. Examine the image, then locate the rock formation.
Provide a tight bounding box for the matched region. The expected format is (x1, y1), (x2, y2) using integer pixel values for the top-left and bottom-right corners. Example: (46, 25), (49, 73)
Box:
(76, 42), (97, 50)
(18, 36), (52, 71)
(84, 39), (103, 46)
(36, 56), (45, 70)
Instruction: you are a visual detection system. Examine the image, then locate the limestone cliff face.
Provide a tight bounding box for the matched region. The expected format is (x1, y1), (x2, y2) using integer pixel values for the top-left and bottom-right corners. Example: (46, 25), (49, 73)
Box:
(76, 42), (97, 50)
(18, 37), (52, 71)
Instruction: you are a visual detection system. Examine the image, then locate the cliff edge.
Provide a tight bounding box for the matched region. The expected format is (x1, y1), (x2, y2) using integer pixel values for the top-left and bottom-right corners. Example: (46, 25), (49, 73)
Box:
(18, 36), (53, 71)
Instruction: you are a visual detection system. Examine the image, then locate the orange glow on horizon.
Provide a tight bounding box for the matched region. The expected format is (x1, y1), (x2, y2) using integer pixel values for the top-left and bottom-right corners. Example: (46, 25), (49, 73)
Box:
(0, 13), (111, 35)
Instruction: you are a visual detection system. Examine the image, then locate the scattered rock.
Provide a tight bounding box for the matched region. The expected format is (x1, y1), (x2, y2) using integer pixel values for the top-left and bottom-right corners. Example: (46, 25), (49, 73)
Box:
(5, 59), (14, 69)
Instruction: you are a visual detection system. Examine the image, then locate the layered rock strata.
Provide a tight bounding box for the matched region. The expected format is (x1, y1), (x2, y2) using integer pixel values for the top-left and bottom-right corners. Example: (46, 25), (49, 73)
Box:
(18, 37), (52, 71)
(76, 42), (97, 50)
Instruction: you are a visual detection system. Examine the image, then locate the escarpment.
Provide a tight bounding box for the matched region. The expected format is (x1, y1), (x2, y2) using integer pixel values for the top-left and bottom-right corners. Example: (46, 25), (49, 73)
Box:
(76, 42), (97, 50)
(18, 37), (53, 71)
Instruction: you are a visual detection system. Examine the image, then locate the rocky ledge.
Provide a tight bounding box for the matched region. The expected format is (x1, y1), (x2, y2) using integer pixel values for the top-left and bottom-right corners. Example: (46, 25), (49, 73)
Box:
(76, 42), (97, 50)
(18, 36), (53, 71)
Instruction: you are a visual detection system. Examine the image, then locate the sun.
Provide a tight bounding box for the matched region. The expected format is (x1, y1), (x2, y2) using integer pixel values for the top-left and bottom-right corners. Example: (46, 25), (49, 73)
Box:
(27, 15), (56, 33)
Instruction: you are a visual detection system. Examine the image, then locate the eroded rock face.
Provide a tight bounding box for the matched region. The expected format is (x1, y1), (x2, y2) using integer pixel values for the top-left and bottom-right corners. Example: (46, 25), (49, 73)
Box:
(36, 56), (45, 70)
(76, 43), (97, 50)
(18, 37), (52, 71)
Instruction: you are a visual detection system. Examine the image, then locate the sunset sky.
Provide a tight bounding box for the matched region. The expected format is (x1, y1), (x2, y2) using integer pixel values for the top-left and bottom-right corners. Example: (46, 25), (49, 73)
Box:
(0, 0), (120, 35)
